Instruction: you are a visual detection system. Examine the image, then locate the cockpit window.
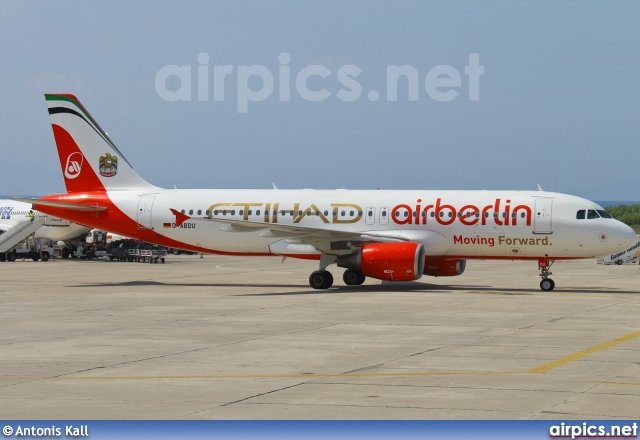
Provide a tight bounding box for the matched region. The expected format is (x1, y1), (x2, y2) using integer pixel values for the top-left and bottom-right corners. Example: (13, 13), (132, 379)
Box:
(576, 210), (585, 219)
(587, 209), (600, 219)
(597, 210), (612, 219)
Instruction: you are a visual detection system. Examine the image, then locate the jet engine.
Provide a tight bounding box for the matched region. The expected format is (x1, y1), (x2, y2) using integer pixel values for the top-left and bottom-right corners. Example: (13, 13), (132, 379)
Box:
(337, 242), (425, 282)
(423, 258), (466, 277)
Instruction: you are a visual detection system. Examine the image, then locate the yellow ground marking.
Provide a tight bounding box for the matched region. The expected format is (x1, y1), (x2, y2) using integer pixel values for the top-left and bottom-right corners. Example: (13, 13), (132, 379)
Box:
(1, 331), (638, 382)
(527, 331), (640, 374)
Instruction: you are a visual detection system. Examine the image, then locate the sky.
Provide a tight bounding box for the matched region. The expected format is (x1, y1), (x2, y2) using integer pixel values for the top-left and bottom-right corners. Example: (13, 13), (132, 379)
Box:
(0, 1), (639, 200)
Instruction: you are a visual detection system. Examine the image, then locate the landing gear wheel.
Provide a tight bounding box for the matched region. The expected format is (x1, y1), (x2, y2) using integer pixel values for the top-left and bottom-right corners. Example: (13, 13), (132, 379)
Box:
(540, 278), (555, 291)
(309, 270), (333, 289)
(343, 269), (365, 286)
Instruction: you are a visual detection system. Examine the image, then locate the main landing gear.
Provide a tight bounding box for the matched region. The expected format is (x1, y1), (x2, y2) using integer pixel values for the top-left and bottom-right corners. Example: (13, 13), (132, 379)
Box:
(538, 258), (555, 291)
(308, 253), (366, 289)
(308, 269), (366, 289)
(309, 270), (333, 289)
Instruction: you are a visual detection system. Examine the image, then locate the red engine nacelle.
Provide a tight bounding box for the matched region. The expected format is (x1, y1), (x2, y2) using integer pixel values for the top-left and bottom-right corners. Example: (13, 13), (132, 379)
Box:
(423, 258), (466, 277)
(337, 242), (425, 282)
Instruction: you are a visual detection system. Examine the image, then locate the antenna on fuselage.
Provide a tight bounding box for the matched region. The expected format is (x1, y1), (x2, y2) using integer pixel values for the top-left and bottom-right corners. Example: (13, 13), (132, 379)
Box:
(537, 184), (544, 192)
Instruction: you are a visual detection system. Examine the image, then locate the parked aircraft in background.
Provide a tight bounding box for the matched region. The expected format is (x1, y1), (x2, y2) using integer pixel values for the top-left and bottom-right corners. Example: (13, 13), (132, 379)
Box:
(14, 94), (638, 291)
(0, 199), (89, 241)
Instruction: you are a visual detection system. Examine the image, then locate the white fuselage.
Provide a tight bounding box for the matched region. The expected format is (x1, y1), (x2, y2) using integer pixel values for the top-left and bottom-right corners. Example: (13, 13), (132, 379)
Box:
(101, 189), (633, 260)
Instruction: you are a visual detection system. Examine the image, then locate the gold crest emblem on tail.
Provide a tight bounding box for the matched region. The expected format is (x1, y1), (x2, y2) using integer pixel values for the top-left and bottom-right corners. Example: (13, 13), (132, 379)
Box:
(99, 153), (118, 177)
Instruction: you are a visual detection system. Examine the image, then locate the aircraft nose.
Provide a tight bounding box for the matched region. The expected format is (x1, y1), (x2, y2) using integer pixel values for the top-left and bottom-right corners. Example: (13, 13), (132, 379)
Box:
(616, 223), (638, 248)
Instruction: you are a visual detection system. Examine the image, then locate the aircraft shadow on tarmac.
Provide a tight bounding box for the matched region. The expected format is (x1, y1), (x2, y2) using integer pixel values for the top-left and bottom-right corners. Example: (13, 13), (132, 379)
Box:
(67, 280), (640, 296)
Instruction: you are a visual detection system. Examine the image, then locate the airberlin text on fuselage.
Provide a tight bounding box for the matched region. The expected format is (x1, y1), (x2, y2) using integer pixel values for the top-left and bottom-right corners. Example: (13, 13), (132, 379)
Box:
(204, 198), (532, 227)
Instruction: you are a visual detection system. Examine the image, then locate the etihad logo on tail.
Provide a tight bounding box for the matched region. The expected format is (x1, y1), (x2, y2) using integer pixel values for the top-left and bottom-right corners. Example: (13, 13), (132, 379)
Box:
(99, 153), (118, 177)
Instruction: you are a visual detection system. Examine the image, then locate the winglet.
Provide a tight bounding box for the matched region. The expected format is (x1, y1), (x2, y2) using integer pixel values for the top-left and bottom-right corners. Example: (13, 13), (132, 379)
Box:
(170, 208), (190, 227)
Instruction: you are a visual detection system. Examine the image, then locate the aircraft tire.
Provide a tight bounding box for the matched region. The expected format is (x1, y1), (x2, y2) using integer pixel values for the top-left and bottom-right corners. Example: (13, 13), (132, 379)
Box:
(343, 269), (365, 286)
(616, 260), (623, 265)
(309, 270), (333, 289)
(540, 278), (555, 291)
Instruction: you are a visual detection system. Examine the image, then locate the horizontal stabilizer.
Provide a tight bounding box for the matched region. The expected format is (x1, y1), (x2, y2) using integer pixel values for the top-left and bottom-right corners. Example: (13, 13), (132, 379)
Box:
(11, 198), (107, 211)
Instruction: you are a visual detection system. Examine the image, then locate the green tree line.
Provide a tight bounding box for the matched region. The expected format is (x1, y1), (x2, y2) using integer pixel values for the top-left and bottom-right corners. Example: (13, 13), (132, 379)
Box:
(605, 204), (640, 232)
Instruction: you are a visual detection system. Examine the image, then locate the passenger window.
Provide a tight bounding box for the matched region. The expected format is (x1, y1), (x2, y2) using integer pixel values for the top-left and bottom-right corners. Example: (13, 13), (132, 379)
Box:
(576, 210), (585, 219)
(197, 210), (202, 215)
(382, 211), (386, 217)
(520, 212), (525, 218)
(231, 210), (235, 215)
(439, 212), (444, 218)
(214, 210), (218, 215)
(239, 210), (243, 215)
(430, 212), (435, 217)
(368, 211), (373, 217)
(206, 210), (210, 216)
(248, 210), (252, 215)
(324, 210), (329, 216)
(189, 210), (193, 215)
(448, 212), (452, 218)
(256, 210), (260, 216)
(511, 213), (516, 218)
(587, 210), (599, 219)
(181, 210), (185, 214)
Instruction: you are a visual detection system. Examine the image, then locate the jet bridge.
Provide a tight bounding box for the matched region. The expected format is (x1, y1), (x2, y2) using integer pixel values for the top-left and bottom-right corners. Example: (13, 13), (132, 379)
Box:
(0, 216), (46, 253)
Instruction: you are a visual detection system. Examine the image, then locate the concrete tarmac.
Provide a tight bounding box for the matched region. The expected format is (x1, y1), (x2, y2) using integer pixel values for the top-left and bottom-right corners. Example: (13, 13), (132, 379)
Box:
(0, 255), (639, 419)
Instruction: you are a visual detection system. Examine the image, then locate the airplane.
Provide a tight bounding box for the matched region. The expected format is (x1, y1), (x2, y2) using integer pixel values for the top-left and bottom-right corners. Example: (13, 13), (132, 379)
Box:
(0, 198), (89, 241)
(13, 94), (638, 291)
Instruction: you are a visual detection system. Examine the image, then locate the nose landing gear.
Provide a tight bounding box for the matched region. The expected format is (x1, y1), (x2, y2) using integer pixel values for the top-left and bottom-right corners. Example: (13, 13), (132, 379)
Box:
(538, 258), (555, 291)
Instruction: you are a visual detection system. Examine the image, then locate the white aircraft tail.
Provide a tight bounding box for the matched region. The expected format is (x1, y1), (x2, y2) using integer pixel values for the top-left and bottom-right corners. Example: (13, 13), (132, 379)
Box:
(45, 94), (157, 193)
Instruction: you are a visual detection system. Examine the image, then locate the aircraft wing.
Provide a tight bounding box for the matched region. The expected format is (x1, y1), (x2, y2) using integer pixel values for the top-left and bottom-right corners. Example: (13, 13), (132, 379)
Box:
(194, 216), (408, 252)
